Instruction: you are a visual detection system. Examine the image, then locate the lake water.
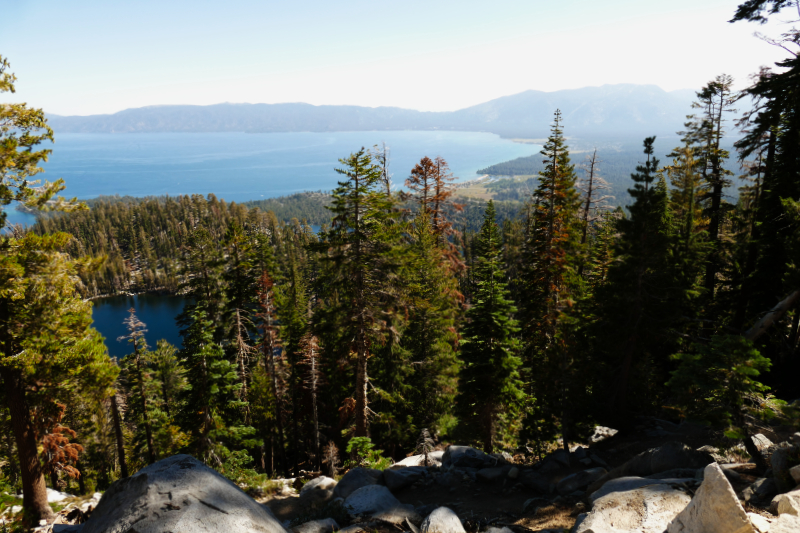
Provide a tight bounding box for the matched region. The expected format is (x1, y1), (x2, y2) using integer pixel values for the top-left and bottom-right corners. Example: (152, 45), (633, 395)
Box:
(6, 130), (537, 354)
(30, 131), (535, 202)
(91, 294), (189, 359)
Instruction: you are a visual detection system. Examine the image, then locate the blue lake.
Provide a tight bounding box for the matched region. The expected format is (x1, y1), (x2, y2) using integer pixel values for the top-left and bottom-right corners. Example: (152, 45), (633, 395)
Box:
(33, 131), (534, 202)
(91, 294), (189, 359)
(4, 130), (537, 355)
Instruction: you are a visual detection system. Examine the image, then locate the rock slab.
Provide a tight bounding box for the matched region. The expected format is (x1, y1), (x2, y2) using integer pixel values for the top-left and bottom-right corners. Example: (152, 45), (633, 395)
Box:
(292, 518), (339, 533)
(384, 466), (428, 492)
(772, 487), (800, 516)
(667, 463), (755, 533)
(299, 476), (337, 508)
(420, 507), (465, 533)
(442, 446), (490, 469)
(556, 467), (606, 495)
(344, 485), (401, 516)
(575, 484), (691, 533)
(80, 454), (288, 533)
(333, 467), (384, 500)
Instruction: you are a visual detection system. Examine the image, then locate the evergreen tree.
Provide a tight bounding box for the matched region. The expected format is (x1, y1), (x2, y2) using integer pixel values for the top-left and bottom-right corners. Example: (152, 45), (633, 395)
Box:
(117, 308), (157, 465)
(0, 233), (116, 524)
(311, 148), (403, 437)
(455, 201), (522, 453)
(519, 110), (585, 451)
(178, 308), (253, 465)
(592, 138), (680, 422)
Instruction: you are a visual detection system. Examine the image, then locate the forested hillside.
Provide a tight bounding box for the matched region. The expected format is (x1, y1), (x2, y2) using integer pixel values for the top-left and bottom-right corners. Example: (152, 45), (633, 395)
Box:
(1, 1), (799, 528)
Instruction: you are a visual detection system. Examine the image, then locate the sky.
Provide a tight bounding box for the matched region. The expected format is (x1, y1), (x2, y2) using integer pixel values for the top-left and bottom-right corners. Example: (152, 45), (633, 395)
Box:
(0, 0), (793, 116)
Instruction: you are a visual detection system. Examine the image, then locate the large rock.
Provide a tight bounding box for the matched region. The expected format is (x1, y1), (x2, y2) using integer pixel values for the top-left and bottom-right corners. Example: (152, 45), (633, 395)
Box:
(771, 444), (800, 492)
(80, 454), (288, 533)
(476, 466), (511, 483)
(420, 507), (465, 533)
(384, 466), (427, 492)
(396, 451), (443, 467)
(556, 467), (606, 495)
(441, 446), (490, 469)
(743, 477), (777, 503)
(575, 484), (691, 533)
(333, 467), (384, 500)
(589, 476), (696, 504)
(588, 441), (713, 494)
(772, 487), (800, 516)
(299, 476), (337, 508)
(666, 463), (756, 533)
(771, 513), (800, 533)
(790, 464), (800, 484)
(344, 485), (401, 516)
(293, 518), (339, 533)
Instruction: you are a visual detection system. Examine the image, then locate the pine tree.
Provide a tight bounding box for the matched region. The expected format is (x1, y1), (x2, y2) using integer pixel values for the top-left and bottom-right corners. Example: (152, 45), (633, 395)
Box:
(0, 233), (116, 524)
(593, 138), (680, 421)
(519, 110), (584, 451)
(311, 148), (403, 437)
(455, 201), (522, 453)
(117, 308), (157, 465)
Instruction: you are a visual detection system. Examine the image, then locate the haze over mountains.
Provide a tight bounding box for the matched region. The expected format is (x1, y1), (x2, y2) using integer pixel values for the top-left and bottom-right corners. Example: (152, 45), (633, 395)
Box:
(48, 84), (697, 139)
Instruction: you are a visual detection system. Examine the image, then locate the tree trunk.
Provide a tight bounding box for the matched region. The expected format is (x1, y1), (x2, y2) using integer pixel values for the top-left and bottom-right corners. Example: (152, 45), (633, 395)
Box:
(110, 393), (129, 478)
(134, 346), (157, 464)
(354, 338), (369, 437)
(1, 367), (56, 525)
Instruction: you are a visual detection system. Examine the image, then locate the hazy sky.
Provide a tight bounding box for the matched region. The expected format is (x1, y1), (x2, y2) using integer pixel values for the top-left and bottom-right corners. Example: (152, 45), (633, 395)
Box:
(0, 0), (792, 115)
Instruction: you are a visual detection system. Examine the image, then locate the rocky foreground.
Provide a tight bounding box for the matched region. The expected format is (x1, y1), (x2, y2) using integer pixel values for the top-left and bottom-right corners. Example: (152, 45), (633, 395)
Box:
(21, 425), (800, 533)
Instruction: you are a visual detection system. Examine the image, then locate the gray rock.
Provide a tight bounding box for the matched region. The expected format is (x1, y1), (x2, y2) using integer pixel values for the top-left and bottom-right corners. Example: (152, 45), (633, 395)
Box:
(790, 464), (800, 485)
(507, 467), (519, 479)
(420, 507), (465, 533)
(333, 467), (384, 500)
(53, 527), (83, 533)
(79, 454), (288, 533)
(372, 504), (422, 525)
(791, 433), (800, 446)
(521, 497), (549, 513)
(476, 466), (511, 483)
(771, 513), (800, 533)
(547, 449), (570, 467)
(743, 477), (778, 503)
(556, 468), (606, 495)
(589, 426), (619, 443)
(396, 453), (443, 467)
(587, 441), (714, 495)
(772, 444), (800, 492)
(292, 518), (339, 533)
(651, 441), (714, 473)
(442, 446), (491, 469)
(589, 476), (696, 504)
(480, 527), (510, 533)
(299, 476), (337, 508)
(344, 485), (401, 516)
(590, 454), (608, 468)
(576, 484), (691, 533)
(572, 447), (588, 461)
(772, 487), (800, 516)
(667, 463), (756, 533)
(489, 452), (513, 465)
(519, 471), (550, 493)
(752, 434), (774, 451)
(415, 503), (439, 517)
(384, 466), (427, 492)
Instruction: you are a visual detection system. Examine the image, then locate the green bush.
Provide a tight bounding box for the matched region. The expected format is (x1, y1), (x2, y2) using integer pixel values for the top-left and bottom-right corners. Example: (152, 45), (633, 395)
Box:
(344, 437), (391, 470)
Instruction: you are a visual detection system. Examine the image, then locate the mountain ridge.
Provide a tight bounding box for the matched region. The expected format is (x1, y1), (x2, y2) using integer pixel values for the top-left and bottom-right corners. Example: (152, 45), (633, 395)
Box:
(47, 84), (696, 138)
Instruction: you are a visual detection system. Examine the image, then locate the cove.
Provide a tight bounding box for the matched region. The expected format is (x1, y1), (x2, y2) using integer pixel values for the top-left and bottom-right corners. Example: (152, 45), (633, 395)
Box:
(91, 293), (188, 359)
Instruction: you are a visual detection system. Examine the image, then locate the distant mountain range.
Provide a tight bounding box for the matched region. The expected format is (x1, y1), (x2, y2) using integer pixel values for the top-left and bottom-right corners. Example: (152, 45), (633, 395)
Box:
(48, 84), (697, 139)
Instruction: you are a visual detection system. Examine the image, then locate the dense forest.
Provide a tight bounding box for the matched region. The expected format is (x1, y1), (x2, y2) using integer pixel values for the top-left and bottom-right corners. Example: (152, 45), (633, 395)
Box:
(1, 0), (799, 528)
